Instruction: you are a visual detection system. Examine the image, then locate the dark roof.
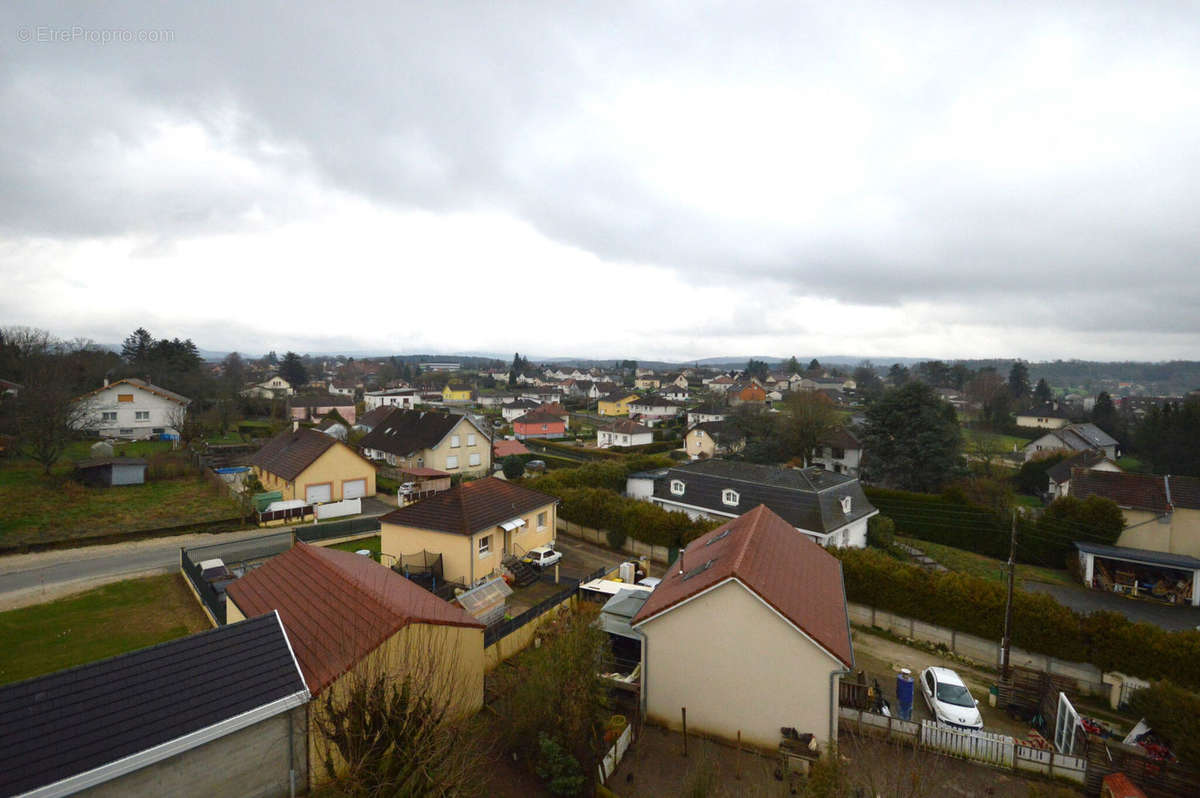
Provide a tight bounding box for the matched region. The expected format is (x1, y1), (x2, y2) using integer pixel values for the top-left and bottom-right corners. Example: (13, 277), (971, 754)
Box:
(73, 456), (148, 469)
(600, 419), (653, 435)
(380, 477), (557, 537)
(513, 411), (566, 425)
(1071, 469), (1200, 513)
(1020, 403), (1072, 419)
(227, 544), (482, 694)
(653, 459), (875, 536)
(632, 505), (853, 667)
(1046, 450), (1111, 485)
(0, 613), (306, 797)
(287, 393), (355, 408)
(507, 399), (539, 409)
(1074, 541), (1200, 571)
(248, 427), (338, 481)
(358, 409), (473, 457)
(818, 427), (861, 450)
(688, 420), (745, 442)
(601, 391), (639, 403)
(356, 404), (398, 429)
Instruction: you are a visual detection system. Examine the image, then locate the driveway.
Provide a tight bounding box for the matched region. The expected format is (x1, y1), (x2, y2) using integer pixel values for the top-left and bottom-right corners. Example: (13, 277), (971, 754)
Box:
(1024, 581), (1200, 631)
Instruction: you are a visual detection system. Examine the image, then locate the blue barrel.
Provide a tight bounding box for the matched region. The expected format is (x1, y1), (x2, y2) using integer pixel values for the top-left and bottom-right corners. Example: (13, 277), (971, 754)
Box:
(896, 669), (914, 720)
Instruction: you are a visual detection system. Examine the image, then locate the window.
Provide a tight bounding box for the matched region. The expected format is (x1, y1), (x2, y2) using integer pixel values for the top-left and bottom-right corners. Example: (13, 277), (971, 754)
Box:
(135, 411), (150, 421)
(722, 489), (740, 507)
(467, 433), (476, 446)
(446, 455), (459, 469)
(119, 428), (133, 436)
(152, 427), (165, 434)
(468, 453), (481, 466)
(450, 435), (461, 448)
(537, 511), (547, 530)
(117, 394), (134, 403)
(831, 447), (845, 460)
(478, 535), (492, 557)
(670, 479), (685, 496)
(840, 496), (852, 514)
(101, 411), (118, 422)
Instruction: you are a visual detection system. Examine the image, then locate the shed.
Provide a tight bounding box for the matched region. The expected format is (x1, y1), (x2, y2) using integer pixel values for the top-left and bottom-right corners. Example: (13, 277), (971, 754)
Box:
(455, 576), (513, 626)
(73, 457), (148, 487)
(1074, 541), (1200, 607)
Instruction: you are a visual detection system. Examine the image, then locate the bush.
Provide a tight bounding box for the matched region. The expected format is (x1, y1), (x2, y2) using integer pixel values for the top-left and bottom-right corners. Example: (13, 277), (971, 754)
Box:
(535, 733), (586, 797)
(866, 514), (896, 550)
(836, 547), (1200, 689)
(605, 527), (627, 550)
(502, 454), (525, 479)
(1127, 681), (1200, 764)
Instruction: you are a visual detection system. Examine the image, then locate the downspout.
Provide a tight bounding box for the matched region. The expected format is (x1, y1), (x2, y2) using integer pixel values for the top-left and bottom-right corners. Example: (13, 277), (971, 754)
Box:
(288, 705), (296, 798)
(829, 666), (852, 751)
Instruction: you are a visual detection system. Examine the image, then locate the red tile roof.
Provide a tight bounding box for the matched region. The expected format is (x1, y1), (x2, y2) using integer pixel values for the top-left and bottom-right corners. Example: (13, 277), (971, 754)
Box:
(380, 477), (557, 536)
(632, 505), (853, 667)
(248, 427), (338, 481)
(1071, 468), (1200, 512)
(493, 439), (531, 458)
(226, 543), (482, 694)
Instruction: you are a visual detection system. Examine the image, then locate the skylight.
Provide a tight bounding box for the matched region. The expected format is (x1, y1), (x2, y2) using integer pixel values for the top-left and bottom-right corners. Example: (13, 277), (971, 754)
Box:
(681, 559), (716, 580)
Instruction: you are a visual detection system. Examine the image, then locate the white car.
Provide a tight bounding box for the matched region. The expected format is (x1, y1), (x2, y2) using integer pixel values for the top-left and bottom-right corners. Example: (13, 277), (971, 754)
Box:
(522, 545), (562, 569)
(919, 667), (983, 730)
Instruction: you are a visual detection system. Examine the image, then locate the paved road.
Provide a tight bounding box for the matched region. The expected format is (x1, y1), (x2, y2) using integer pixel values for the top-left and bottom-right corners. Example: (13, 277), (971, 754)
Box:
(0, 500), (395, 610)
(1025, 581), (1200, 631)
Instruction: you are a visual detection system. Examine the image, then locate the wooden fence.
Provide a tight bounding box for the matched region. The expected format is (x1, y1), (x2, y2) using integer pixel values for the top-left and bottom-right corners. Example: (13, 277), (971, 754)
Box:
(597, 723), (635, 784)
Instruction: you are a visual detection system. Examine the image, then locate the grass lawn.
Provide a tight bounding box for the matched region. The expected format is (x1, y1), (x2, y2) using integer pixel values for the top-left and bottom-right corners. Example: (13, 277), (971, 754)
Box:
(962, 428), (1029, 454)
(328, 535), (381, 557)
(896, 536), (1075, 588)
(0, 574), (212, 685)
(0, 459), (241, 546)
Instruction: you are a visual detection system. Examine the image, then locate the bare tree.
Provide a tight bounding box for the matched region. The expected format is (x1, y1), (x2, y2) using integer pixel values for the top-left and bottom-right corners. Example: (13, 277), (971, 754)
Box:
(13, 348), (96, 474)
(166, 402), (204, 449)
(782, 391), (839, 466)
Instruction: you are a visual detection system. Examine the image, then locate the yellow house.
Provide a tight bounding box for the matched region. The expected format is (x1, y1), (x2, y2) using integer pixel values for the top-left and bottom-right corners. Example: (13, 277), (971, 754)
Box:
(634, 377), (661, 391)
(1073, 470), (1200, 559)
(359, 409), (492, 477)
(597, 391), (640, 416)
(441, 383), (474, 403)
(248, 427), (376, 504)
(381, 477), (558, 587)
(226, 543), (485, 790)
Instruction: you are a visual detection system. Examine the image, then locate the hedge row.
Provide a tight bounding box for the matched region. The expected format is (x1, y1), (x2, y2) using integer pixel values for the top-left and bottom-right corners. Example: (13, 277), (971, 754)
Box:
(528, 438), (627, 460)
(608, 440), (678, 455)
(838, 547), (1200, 689)
(550, 486), (720, 548)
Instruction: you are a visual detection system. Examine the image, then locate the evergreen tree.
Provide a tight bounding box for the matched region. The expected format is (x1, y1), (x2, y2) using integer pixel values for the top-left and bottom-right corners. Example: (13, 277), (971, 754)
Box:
(1033, 378), (1053, 405)
(861, 382), (963, 492)
(1008, 360), (1031, 400)
(279, 351), (307, 387)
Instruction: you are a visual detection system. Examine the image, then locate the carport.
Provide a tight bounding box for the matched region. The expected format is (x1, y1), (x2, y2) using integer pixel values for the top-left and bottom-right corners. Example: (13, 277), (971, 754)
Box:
(1074, 541), (1200, 607)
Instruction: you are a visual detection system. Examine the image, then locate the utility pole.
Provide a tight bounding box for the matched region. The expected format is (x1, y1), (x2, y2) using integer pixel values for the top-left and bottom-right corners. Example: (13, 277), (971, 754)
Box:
(1001, 508), (1017, 678)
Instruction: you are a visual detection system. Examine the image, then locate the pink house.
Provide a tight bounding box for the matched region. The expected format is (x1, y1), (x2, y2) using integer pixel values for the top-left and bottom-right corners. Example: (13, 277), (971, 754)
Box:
(512, 411), (566, 440)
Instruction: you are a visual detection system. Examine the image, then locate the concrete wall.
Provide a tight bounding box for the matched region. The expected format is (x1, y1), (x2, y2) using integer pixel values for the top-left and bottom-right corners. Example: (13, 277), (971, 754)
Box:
(80, 705), (307, 798)
(483, 596), (577, 671)
(643, 580), (841, 751)
(847, 602), (1106, 695)
(557, 518), (672, 564)
(382, 500), (556, 585)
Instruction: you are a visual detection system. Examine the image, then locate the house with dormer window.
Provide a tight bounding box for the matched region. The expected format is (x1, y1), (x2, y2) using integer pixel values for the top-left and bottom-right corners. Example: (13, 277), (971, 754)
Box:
(650, 459), (876, 548)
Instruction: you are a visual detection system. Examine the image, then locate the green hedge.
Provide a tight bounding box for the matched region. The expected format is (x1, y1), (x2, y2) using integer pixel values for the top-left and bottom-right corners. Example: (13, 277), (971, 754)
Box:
(838, 547), (1200, 689)
(528, 438), (626, 460)
(549, 486), (720, 548)
(609, 440), (678, 455)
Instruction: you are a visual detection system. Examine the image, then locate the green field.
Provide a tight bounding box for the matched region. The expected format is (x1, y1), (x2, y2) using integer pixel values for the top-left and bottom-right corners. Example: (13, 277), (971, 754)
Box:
(329, 535), (381, 558)
(0, 574), (212, 685)
(896, 536), (1075, 588)
(0, 454), (241, 546)
(962, 428), (1029, 454)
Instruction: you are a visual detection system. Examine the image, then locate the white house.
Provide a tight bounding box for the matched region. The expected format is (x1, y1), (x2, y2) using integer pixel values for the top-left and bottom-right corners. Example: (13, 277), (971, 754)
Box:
(364, 388), (418, 411)
(686, 410), (726, 427)
(73, 378), (190, 440)
(650, 459), (877, 548)
(632, 505), (854, 751)
(502, 399), (540, 423)
(810, 428), (864, 477)
(627, 396), (684, 426)
(597, 420), (654, 449)
(241, 374), (294, 399)
(1023, 423), (1119, 462)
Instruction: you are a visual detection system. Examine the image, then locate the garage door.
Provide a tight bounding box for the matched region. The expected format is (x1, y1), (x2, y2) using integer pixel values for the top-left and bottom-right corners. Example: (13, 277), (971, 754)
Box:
(342, 478), (367, 500)
(305, 483), (332, 504)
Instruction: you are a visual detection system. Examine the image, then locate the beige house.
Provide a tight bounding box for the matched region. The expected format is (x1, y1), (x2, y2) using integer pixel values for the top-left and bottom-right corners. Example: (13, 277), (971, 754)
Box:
(380, 477), (558, 587)
(1072, 469), (1200, 559)
(242, 374), (295, 398)
(249, 427), (376, 504)
(684, 420), (745, 460)
(359, 409), (491, 476)
(632, 505), (854, 751)
(226, 543), (485, 790)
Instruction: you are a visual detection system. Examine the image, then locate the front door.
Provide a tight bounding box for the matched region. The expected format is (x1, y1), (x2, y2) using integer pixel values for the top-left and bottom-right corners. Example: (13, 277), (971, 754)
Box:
(504, 528), (512, 556)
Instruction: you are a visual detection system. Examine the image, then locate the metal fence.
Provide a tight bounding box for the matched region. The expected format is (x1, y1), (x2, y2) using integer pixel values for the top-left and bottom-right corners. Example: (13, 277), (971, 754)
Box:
(180, 547), (226, 625)
(181, 531), (295, 626)
(295, 516), (381, 543)
(483, 566), (607, 648)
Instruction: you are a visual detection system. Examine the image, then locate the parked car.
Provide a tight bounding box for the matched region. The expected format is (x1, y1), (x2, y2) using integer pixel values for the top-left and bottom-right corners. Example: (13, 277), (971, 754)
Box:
(522, 545), (562, 569)
(919, 666), (983, 730)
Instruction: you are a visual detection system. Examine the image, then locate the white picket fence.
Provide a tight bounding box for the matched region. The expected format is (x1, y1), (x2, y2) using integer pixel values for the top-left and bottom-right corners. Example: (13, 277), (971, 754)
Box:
(1014, 744), (1088, 784)
(314, 497), (361, 520)
(920, 719), (1014, 768)
(597, 724), (634, 784)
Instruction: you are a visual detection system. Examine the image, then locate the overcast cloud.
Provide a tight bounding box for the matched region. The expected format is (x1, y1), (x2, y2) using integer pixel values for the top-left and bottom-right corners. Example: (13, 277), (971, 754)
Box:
(2, 1), (1199, 362)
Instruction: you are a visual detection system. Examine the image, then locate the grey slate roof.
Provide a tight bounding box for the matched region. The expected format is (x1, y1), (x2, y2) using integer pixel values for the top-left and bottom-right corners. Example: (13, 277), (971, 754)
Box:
(358, 409), (472, 458)
(0, 613), (307, 797)
(248, 427), (337, 481)
(1074, 541), (1200, 571)
(652, 459), (875, 536)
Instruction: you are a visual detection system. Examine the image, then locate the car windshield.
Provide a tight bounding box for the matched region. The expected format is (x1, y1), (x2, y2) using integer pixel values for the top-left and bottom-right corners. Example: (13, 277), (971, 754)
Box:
(936, 682), (975, 708)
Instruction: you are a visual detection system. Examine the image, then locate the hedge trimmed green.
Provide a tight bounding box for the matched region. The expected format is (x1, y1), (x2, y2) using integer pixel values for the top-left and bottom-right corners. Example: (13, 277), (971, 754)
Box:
(838, 547), (1200, 689)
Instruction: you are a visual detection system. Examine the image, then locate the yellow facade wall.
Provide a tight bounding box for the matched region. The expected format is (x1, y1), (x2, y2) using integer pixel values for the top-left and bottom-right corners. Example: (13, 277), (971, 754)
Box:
(641, 579), (844, 751)
(597, 394), (639, 416)
(1117, 508), (1200, 559)
(226, 597), (247, 624)
(307, 621), (484, 789)
(252, 440), (376, 503)
(381, 500), (556, 585)
(382, 416), (491, 477)
(483, 594), (577, 671)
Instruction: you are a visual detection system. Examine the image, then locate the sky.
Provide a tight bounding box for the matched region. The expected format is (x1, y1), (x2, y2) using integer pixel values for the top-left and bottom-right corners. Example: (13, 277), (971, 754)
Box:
(2, 1), (1199, 363)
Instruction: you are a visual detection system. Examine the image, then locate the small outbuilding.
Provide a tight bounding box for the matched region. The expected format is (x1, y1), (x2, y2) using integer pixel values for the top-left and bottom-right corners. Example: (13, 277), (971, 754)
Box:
(73, 456), (148, 487)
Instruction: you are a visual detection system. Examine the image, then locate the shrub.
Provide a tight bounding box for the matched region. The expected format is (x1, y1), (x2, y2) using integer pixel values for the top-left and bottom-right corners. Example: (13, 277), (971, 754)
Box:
(535, 733), (586, 797)
(1127, 681), (1200, 764)
(502, 454), (525, 479)
(605, 527), (627, 550)
(866, 514), (896, 550)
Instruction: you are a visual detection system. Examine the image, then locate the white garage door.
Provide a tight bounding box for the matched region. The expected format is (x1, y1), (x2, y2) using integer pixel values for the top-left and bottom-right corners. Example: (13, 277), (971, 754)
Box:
(305, 483), (332, 504)
(342, 478), (367, 500)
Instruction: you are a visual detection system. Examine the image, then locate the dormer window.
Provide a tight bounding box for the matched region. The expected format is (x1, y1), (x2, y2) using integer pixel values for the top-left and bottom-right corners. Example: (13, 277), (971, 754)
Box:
(670, 479), (686, 496)
(722, 489), (739, 507)
(840, 496), (852, 514)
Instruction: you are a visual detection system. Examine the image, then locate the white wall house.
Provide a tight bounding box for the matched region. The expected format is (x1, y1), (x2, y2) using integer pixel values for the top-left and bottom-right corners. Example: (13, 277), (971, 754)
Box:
(74, 378), (190, 440)
(364, 389), (417, 411)
(241, 375), (294, 399)
(597, 420), (653, 449)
